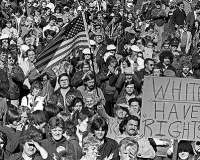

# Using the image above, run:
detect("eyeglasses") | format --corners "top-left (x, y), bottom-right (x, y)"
top-left (60, 78), bottom-right (68, 82)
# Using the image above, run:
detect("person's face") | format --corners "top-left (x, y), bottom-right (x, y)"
top-left (125, 84), bottom-right (135, 95)
top-left (95, 35), bottom-right (103, 44)
top-left (86, 79), bottom-right (95, 90)
top-left (49, 19), bottom-right (55, 26)
top-left (46, 35), bottom-right (53, 41)
top-left (116, 108), bottom-right (127, 119)
top-left (125, 74), bottom-right (132, 81)
top-left (6, 22), bottom-right (12, 28)
top-left (23, 141), bottom-right (37, 157)
top-left (97, 14), bottom-right (102, 20)
top-left (35, 10), bottom-right (40, 16)
top-left (28, 51), bottom-right (36, 63)
top-left (0, 52), bottom-right (7, 62)
top-left (94, 128), bottom-right (105, 141)
top-left (84, 53), bottom-right (91, 60)
top-left (85, 97), bottom-right (94, 108)
top-left (86, 145), bottom-right (98, 157)
top-left (25, 37), bottom-right (31, 45)
top-left (32, 88), bottom-right (41, 96)
top-left (129, 102), bottom-right (140, 116)
top-left (42, 2), bottom-right (47, 8)
top-left (125, 119), bottom-right (138, 136)
top-left (8, 54), bottom-right (15, 66)
top-left (179, 4), bottom-right (184, 10)
top-left (136, 40), bottom-right (142, 47)
top-left (147, 42), bottom-right (153, 49)
top-left (110, 61), bottom-right (117, 68)
top-left (178, 152), bottom-right (189, 160)
top-left (110, 50), bottom-right (116, 55)
top-left (163, 57), bottom-right (171, 65)
top-left (46, 9), bottom-right (51, 15)
top-left (145, 60), bottom-right (154, 72)
top-left (195, 142), bottom-right (200, 153)
top-left (74, 102), bottom-right (83, 112)
top-left (27, 1), bottom-right (32, 7)
top-left (0, 137), bottom-right (5, 148)
top-left (83, 64), bottom-right (90, 72)
top-left (182, 66), bottom-right (190, 73)
top-left (2, 39), bottom-right (8, 48)
top-left (128, 13), bottom-right (132, 20)
top-left (156, 4), bottom-right (161, 9)
top-left (51, 127), bottom-right (63, 141)
top-left (120, 144), bottom-right (138, 160)
top-left (59, 76), bottom-right (69, 89)
top-left (171, 46), bottom-right (177, 51)
top-left (122, 61), bottom-right (128, 68)
top-left (58, 22), bottom-right (64, 28)
top-left (78, 117), bottom-right (89, 132)
top-left (163, 44), bottom-right (170, 50)
top-left (95, 26), bottom-right (101, 33)
top-left (153, 68), bottom-right (161, 76)
top-left (15, 12), bottom-right (21, 17)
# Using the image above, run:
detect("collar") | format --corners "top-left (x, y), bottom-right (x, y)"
top-left (22, 152), bottom-right (33, 160)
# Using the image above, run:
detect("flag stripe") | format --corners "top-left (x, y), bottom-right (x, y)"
top-left (36, 35), bottom-right (87, 68)
top-left (45, 41), bottom-right (89, 70)
top-left (37, 32), bottom-right (86, 60)
top-left (36, 38), bottom-right (88, 70)
top-left (40, 42), bottom-right (88, 73)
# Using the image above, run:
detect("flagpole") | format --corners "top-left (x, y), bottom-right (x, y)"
top-left (81, 10), bottom-right (99, 97)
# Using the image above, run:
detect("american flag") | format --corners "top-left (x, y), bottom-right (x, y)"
top-left (35, 14), bottom-right (89, 73)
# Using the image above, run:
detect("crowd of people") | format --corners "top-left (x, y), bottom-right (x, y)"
top-left (1, 0), bottom-right (200, 159)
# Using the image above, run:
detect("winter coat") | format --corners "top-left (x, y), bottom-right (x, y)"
top-left (8, 65), bottom-right (25, 100)
top-left (41, 136), bottom-right (76, 160)
top-left (0, 69), bottom-right (9, 98)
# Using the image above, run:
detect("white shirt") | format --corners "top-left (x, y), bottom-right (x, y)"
top-left (21, 94), bottom-right (45, 111)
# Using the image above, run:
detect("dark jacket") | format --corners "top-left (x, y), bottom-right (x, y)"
top-left (49, 87), bottom-right (82, 113)
top-left (41, 136), bottom-right (76, 160)
top-left (171, 8), bottom-right (186, 26)
top-left (0, 69), bottom-right (9, 98)
top-left (8, 65), bottom-right (25, 100)
top-left (8, 152), bottom-right (43, 160)
top-left (98, 137), bottom-right (119, 160)
top-left (68, 136), bottom-right (82, 160)
top-left (0, 125), bottom-right (21, 159)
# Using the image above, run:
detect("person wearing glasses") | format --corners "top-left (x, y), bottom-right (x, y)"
top-left (49, 73), bottom-right (82, 113)
top-left (135, 58), bottom-right (155, 82)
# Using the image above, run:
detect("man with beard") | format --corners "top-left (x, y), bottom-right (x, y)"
top-left (77, 72), bottom-right (105, 106)
top-left (49, 73), bottom-right (82, 113)
top-left (117, 116), bottom-right (156, 159)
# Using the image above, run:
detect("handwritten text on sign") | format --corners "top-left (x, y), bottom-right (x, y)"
top-left (140, 77), bottom-right (200, 140)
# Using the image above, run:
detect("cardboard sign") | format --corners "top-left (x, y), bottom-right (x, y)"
top-left (140, 77), bottom-right (200, 141)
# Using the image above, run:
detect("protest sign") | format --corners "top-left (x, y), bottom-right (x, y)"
top-left (140, 77), bottom-right (200, 141)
